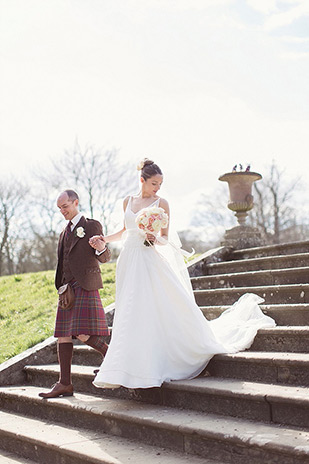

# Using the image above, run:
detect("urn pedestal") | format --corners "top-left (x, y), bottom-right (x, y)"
top-left (219, 171), bottom-right (263, 249)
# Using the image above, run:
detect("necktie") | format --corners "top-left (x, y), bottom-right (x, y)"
top-left (64, 221), bottom-right (73, 240)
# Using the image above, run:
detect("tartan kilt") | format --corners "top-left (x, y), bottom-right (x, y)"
top-left (54, 281), bottom-right (110, 337)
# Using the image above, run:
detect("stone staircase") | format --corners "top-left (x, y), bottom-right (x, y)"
top-left (0, 240), bottom-right (309, 463)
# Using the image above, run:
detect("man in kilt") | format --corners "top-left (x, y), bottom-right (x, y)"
top-left (39, 189), bottom-right (111, 398)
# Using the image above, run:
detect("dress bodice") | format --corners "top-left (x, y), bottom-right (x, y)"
top-left (124, 196), bottom-right (160, 230)
top-left (123, 196), bottom-right (161, 248)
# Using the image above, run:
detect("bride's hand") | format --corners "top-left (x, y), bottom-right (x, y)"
top-left (89, 235), bottom-right (99, 246)
top-left (145, 232), bottom-right (156, 241)
top-left (89, 235), bottom-right (106, 251)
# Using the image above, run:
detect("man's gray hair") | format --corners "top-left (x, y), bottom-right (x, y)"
top-left (64, 190), bottom-right (79, 201)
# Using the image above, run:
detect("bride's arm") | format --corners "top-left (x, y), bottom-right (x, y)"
top-left (105, 196), bottom-right (129, 242)
top-left (103, 227), bottom-right (126, 244)
top-left (145, 198), bottom-right (170, 245)
top-left (89, 197), bottom-right (128, 249)
top-left (89, 227), bottom-right (125, 250)
top-left (159, 198), bottom-right (169, 242)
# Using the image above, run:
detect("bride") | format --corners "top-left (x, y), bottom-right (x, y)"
top-left (89, 158), bottom-right (275, 389)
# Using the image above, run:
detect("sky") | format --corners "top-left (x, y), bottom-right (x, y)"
top-left (1, 0), bottom-right (309, 230)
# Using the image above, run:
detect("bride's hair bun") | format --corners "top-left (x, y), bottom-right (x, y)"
top-left (137, 157), bottom-right (162, 180)
top-left (137, 158), bottom-right (154, 171)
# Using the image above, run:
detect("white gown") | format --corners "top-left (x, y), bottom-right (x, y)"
top-left (93, 198), bottom-right (276, 389)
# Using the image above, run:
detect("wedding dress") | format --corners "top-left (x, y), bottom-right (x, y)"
top-left (93, 197), bottom-right (275, 389)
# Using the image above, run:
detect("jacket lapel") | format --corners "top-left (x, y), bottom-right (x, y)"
top-left (69, 216), bottom-right (87, 252)
top-left (58, 228), bottom-right (66, 258)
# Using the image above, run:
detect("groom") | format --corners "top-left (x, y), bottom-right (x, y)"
top-left (39, 189), bottom-right (111, 398)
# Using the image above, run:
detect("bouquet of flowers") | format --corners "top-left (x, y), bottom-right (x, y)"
top-left (135, 206), bottom-right (169, 246)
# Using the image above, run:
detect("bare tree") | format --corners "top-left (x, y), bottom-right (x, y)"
top-left (249, 161), bottom-right (301, 244)
top-left (11, 179), bottom-right (65, 273)
top-left (0, 142), bottom-right (136, 275)
top-left (0, 178), bottom-right (29, 275)
top-left (190, 184), bottom-right (236, 247)
top-left (15, 233), bottom-right (59, 274)
top-left (35, 140), bottom-right (136, 234)
top-left (13, 140), bottom-right (135, 273)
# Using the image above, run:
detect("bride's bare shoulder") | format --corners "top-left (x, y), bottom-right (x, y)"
top-left (158, 197), bottom-right (169, 211)
top-left (123, 196), bottom-right (130, 210)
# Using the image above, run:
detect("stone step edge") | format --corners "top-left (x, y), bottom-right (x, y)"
top-left (207, 252), bottom-right (309, 267)
top-left (231, 240), bottom-right (309, 257)
top-left (194, 283), bottom-right (309, 294)
top-left (211, 351), bottom-right (309, 364)
top-left (1, 386), bottom-right (309, 461)
top-left (200, 305), bottom-right (309, 323)
top-left (22, 365), bottom-right (309, 405)
top-left (162, 376), bottom-right (309, 405)
top-left (201, 304), bottom-right (309, 310)
top-left (191, 266), bottom-right (309, 282)
top-left (0, 409), bottom-right (209, 464)
top-left (0, 419), bottom-right (115, 464)
top-left (252, 326), bottom-right (309, 335)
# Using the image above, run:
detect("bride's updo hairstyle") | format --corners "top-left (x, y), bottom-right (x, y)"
top-left (137, 158), bottom-right (162, 180)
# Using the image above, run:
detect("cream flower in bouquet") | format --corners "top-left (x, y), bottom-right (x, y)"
top-left (135, 206), bottom-right (169, 246)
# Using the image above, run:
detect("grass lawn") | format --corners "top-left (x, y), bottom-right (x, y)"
top-left (0, 263), bottom-right (116, 363)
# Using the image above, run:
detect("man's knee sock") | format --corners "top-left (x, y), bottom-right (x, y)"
top-left (58, 342), bottom-right (73, 386)
top-left (84, 335), bottom-right (108, 357)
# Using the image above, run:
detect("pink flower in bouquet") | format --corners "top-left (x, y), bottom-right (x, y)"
top-left (135, 206), bottom-right (169, 246)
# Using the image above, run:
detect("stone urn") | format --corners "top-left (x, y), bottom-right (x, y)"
top-left (219, 171), bottom-right (262, 225)
top-left (218, 170), bottom-right (263, 249)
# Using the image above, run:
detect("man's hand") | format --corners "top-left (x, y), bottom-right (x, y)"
top-left (89, 235), bottom-right (106, 252)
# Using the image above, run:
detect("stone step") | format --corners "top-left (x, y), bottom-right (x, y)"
top-left (0, 408), bottom-right (211, 464)
top-left (206, 253), bottom-right (309, 274)
top-left (0, 450), bottom-right (37, 464)
top-left (1, 386), bottom-right (309, 464)
top-left (207, 351), bottom-right (309, 387)
top-left (250, 327), bottom-right (309, 352)
top-left (230, 241), bottom-right (309, 260)
top-left (74, 326), bottom-right (309, 360)
top-left (191, 267), bottom-right (309, 289)
top-left (22, 363), bottom-right (309, 428)
top-left (201, 304), bottom-right (309, 326)
top-left (135, 377), bottom-right (309, 429)
top-left (71, 345), bottom-right (103, 367)
top-left (194, 284), bottom-right (309, 305)
top-left (24, 364), bottom-right (101, 395)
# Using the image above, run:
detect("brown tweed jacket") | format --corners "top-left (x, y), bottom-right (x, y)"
top-left (55, 216), bottom-right (111, 291)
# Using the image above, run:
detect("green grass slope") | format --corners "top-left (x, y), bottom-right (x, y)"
top-left (0, 263), bottom-right (116, 363)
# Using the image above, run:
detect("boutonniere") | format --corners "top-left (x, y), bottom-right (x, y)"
top-left (75, 226), bottom-right (86, 238)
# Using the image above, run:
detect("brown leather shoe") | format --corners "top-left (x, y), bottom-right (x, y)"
top-left (39, 382), bottom-right (73, 398)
